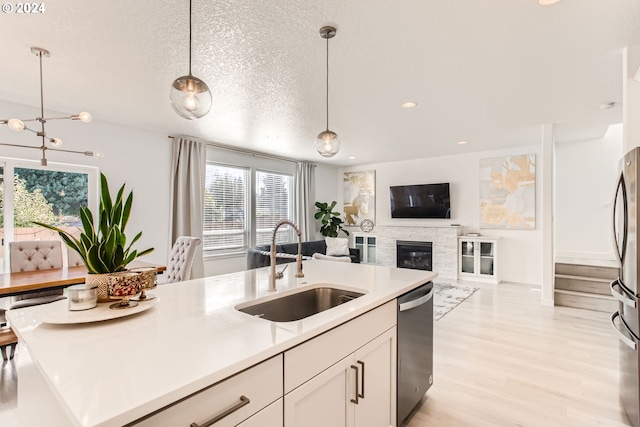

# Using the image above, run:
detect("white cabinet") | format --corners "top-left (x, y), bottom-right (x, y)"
top-left (134, 355), bottom-right (283, 427)
top-left (238, 399), bottom-right (283, 427)
top-left (284, 328), bottom-right (396, 427)
top-left (353, 329), bottom-right (396, 427)
top-left (284, 301), bottom-right (397, 427)
top-left (353, 233), bottom-right (377, 264)
top-left (458, 237), bottom-right (500, 283)
top-left (284, 353), bottom-right (353, 427)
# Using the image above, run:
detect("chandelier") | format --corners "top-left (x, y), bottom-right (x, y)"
top-left (0, 47), bottom-right (101, 166)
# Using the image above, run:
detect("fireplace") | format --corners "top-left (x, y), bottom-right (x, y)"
top-left (396, 240), bottom-right (433, 271)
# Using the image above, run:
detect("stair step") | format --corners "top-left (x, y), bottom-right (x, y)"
top-left (555, 263), bottom-right (619, 280)
top-left (554, 289), bottom-right (618, 313)
top-left (554, 275), bottom-right (612, 295)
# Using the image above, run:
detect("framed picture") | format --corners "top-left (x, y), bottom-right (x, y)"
top-left (479, 154), bottom-right (535, 229)
top-left (343, 170), bottom-right (375, 226)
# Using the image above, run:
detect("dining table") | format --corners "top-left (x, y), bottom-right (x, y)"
top-left (0, 261), bottom-right (166, 298)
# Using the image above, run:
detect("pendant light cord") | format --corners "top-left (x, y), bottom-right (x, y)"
top-left (325, 34), bottom-right (329, 131)
top-left (188, 0), bottom-right (192, 76)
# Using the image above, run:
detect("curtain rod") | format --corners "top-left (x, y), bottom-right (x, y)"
top-left (168, 135), bottom-right (315, 166)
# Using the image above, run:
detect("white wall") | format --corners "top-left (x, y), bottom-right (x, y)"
top-left (339, 144), bottom-right (544, 286)
top-left (554, 124), bottom-right (623, 265)
top-left (0, 99), bottom-right (172, 267)
top-left (624, 45), bottom-right (640, 154)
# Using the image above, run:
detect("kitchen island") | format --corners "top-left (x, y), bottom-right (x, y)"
top-left (8, 260), bottom-right (436, 427)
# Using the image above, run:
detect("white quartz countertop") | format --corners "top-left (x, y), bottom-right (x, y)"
top-left (7, 261), bottom-right (437, 427)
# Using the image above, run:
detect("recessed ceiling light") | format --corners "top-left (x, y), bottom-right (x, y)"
top-left (539, 0), bottom-right (561, 5)
top-left (457, 140), bottom-right (468, 145)
top-left (348, 156), bottom-right (356, 160)
top-left (401, 102), bottom-right (417, 108)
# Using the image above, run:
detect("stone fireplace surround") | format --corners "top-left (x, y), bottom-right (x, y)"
top-left (369, 225), bottom-right (461, 279)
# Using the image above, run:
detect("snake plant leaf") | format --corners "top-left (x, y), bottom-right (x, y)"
top-left (99, 173), bottom-right (113, 214)
top-left (113, 245), bottom-right (125, 271)
top-left (79, 207), bottom-right (95, 241)
top-left (86, 244), bottom-right (103, 274)
top-left (136, 248), bottom-right (154, 258)
top-left (112, 198), bottom-right (123, 229)
top-left (123, 249), bottom-right (137, 266)
top-left (121, 192), bottom-right (132, 232)
top-left (104, 227), bottom-right (116, 263)
top-left (126, 231), bottom-right (142, 251)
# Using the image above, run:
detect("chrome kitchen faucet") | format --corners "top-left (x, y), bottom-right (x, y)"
top-left (269, 220), bottom-right (304, 292)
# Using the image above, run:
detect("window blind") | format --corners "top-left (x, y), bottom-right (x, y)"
top-left (203, 164), bottom-right (249, 252)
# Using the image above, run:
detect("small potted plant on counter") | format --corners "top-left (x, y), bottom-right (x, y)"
top-left (34, 173), bottom-right (154, 302)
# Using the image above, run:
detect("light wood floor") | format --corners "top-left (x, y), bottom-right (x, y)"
top-left (0, 281), bottom-right (631, 427)
top-left (405, 280), bottom-right (630, 427)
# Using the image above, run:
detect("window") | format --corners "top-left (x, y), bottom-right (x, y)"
top-left (0, 159), bottom-right (98, 273)
top-left (256, 171), bottom-right (293, 246)
top-left (203, 164), bottom-right (249, 252)
top-left (203, 159), bottom-right (294, 255)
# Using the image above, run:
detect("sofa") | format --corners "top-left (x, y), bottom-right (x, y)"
top-left (247, 240), bottom-right (360, 270)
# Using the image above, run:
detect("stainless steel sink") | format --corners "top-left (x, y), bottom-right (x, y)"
top-left (236, 287), bottom-right (365, 322)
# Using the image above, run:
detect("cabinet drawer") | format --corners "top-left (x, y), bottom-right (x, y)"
top-left (238, 398), bottom-right (283, 426)
top-left (133, 355), bottom-right (282, 427)
top-left (284, 300), bottom-right (396, 393)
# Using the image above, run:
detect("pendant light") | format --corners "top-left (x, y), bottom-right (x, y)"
top-left (315, 26), bottom-right (341, 158)
top-left (170, 0), bottom-right (212, 119)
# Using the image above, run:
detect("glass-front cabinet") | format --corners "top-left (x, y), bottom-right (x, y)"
top-left (458, 236), bottom-right (500, 283)
top-left (353, 232), bottom-right (376, 264)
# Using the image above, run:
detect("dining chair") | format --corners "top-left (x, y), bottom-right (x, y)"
top-left (66, 246), bottom-right (85, 267)
top-left (9, 240), bottom-right (67, 309)
top-left (166, 236), bottom-right (202, 283)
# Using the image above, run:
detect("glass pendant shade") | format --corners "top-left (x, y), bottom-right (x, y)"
top-left (315, 130), bottom-right (341, 158)
top-left (170, 74), bottom-right (212, 120)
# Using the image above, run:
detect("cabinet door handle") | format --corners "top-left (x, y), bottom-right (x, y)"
top-left (357, 360), bottom-right (365, 399)
top-left (190, 395), bottom-right (250, 427)
top-left (350, 365), bottom-right (359, 404)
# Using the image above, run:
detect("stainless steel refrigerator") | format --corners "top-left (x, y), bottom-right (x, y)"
top-left (612, 147), bottom-right (640, 427)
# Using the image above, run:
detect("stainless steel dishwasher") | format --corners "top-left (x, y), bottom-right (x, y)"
top-left (397, 281), bottom-right (434, 425)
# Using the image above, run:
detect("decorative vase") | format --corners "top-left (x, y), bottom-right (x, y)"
top-left (129, 267), bottom-right (157, 300)
top-left (107, 272), bottom-right (142, 299)
top-left (85, 273), bottom-right (112, 303)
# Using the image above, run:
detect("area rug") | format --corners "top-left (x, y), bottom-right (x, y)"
top-left (433, 282), bottom-right (479, 321)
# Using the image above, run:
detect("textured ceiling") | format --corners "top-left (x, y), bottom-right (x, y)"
top-left (0, 0), bottom-right (639, 165)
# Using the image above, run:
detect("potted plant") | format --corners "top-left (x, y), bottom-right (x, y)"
top-left (34, 173), bottom-right (153, 302)
top-left (314, 201), bottom-right (349, 237)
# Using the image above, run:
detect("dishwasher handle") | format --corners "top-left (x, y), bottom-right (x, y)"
top-left (399, 288), bottom-right (433, 312)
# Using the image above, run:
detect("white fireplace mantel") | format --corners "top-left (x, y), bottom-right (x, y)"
top-left (365, 225), bottom-right (461, 279)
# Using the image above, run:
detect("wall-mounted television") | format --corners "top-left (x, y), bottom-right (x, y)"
top-left (390, 183), bottom-right (451, 219)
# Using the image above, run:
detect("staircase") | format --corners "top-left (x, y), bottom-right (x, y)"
top-left (554, 263), bottom-right (619, 312)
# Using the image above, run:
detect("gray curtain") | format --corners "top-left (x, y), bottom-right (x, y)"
top-left (295, 162), bottom-right (316, 241)
top-left (169, 136), bottom-right (206, 279)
